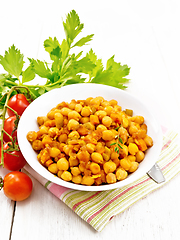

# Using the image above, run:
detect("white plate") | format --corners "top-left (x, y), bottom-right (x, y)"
top-left (17, 83), bottom-right (162, 191)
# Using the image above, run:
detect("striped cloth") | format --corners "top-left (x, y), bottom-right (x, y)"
top-left (24, 128), bottom-right (180, 231)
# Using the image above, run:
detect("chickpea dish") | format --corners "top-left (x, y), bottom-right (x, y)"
top-left (27, 96), bottom-right (153, 186)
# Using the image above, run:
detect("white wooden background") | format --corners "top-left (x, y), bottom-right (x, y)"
top-left (1, 0), bottom-right (180, 239)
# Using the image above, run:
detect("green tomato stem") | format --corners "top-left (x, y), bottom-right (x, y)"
top-left (0, 86), bottom-right (30, 167)
top-left (1, 129), bottom-right (14, 143)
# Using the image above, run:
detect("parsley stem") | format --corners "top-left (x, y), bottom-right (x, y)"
top-left (4, 80), bottom-right (18, 86)
top-left (17, 77), bottom-right (21, 85)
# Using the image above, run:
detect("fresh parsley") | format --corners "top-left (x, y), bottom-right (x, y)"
top-left (0, 10), bottom-right (130, 110)
top-left (110, 136), bottom-right (124, 154)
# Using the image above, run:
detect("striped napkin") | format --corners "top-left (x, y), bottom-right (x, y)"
top-left (24, 127), bottom-right (180, 231)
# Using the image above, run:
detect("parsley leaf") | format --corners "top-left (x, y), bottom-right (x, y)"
top-left (90, 55), bottom-right (130, 89)
top-left (30, 59), bottom-right (52, 79)
top-left (86, 49), bottom-right (103, 80)
top-left (63, 10), bottom-right (84, 45)
top-left (0, 45), bottom-right (24, 78)
top-left (44, 37), bottom-right (60, 55)
top-left (22, 65), bottom-right (35, 83)
top-left (72, 34), bottom-right (94, 48)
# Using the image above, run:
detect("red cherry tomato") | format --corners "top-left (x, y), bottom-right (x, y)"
top-left (0, 142), bottom-right (27, 171)
top-left (3, 171), bottom-right (33, 201)
top-left (3, 116), bottom-right (17, 142)
top-left (7, 94), bottom-right (29, 117)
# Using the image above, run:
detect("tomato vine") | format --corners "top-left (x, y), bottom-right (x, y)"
top-left (0, 86), bottom-right (31, 167)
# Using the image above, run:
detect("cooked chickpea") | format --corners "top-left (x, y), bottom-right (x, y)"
top-left (75, 104), bottom-right (83, 112)
top-left (57, 170), bottom-right (63, 178)
top-left (120, 158), bottom-right (132, 171)
top-left (90, 162), bottom-right (100, 174)
top-left (129, 124), bottom-right (139, 135)
top-left (72, 175), bottom-right (82, 184)
top-left (26, 131), bottom-right (37, 142)
top-left (122, 117), bottom-right (129, 128)
top-left (47, 110), bottom-right (55, 119)
top-left (103, 161), bottom-right (116, 174)
top-left (48, 163), bottom-right (58, 174)
top-left (81, 176), bottom-right (94, 186)
top-left (110, 151), bottom-right (119, 160)
top-left (60, 107), bottom-right (72, 116)
top-left (86, 143), bottom-right (96, 153)
top-left (32, 140), bottom-right (43, 151)
top-left (79, 163), bottom-right (85, 172)
top-left (61, 171), bottom-right (72, 181)
top-left (104, 106), bottom-right (113, 115)
top-left (71, 167), bottom-right (81, 176)
top-left (80, 117), bottom-right (90, 124)
top-left (127, 137), bottom-right (134, 145)
top-left (116, 168), bottom-right (128, 180)
top-left (44, 119), bottom-right (56, 127)
top-left (57, 157), bottom-right (69, 171)
top-left (37, 116), bottom-right (48, 126)
top-left (68, 131), bottom-right (80, 139)
top-left (68, 100), bottom-right (76, 110)
top-left (39, 125), bottom-right (49, 135)
top-left (58, 133), bottom-right (68, 143)
top-left (120, 145), bottom-right (129, 158)
top-left (109, 99), bottom-right (118, 106)
top-left (102, 116), bottom-right (112, 127)
top-left (141, 124), bottom-right (147, 133)
top-left (106, 173), bottom-right (116, 184)
top-left (77, 150), bottom-right (90, 162)
top-left (114, 105), bottom-right (122, 112)
top-left (129, 162), bottom-right (139, 172)
top-left (67, 119), bottom-right (79, 131)
top-left (144, 135), bottom-right (153, 147)
top-left (128, 143), bottom-right (139, 155)
top-left (96, 124), bottom-right (107, 132)
top-left (63, 145), bottom-right (73, 155)
top-left (90, 97), bottom-right (102, 106)
top-left (105, 140), bottom-right (115, 148)
top-left (68, 110), bottom-right (81, 121)
top-left (136, 150), bottom-right (145, 162)
top-left (95, 142), bottom-right (105, 154)
top-left (102, 130), bottom-right (114, 141)
top-left (49, 147), bottom-right (61, 158)
top-left (95, 110), bottom-right (107, 120)
top-left (101, 100), bottom-right (110, 107)
top-left (127, 155), bottom-right (136, 162)
top-left (81, 106), bottom-right (91, 117)
top-left (91, 152), bottom-right (104, 164)
top-left (131, 116), bottom-right (144, 124)
top-left (54, 112), bottom-right (64, 128)
top-left (48, 127), bottom-right (59, 138)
